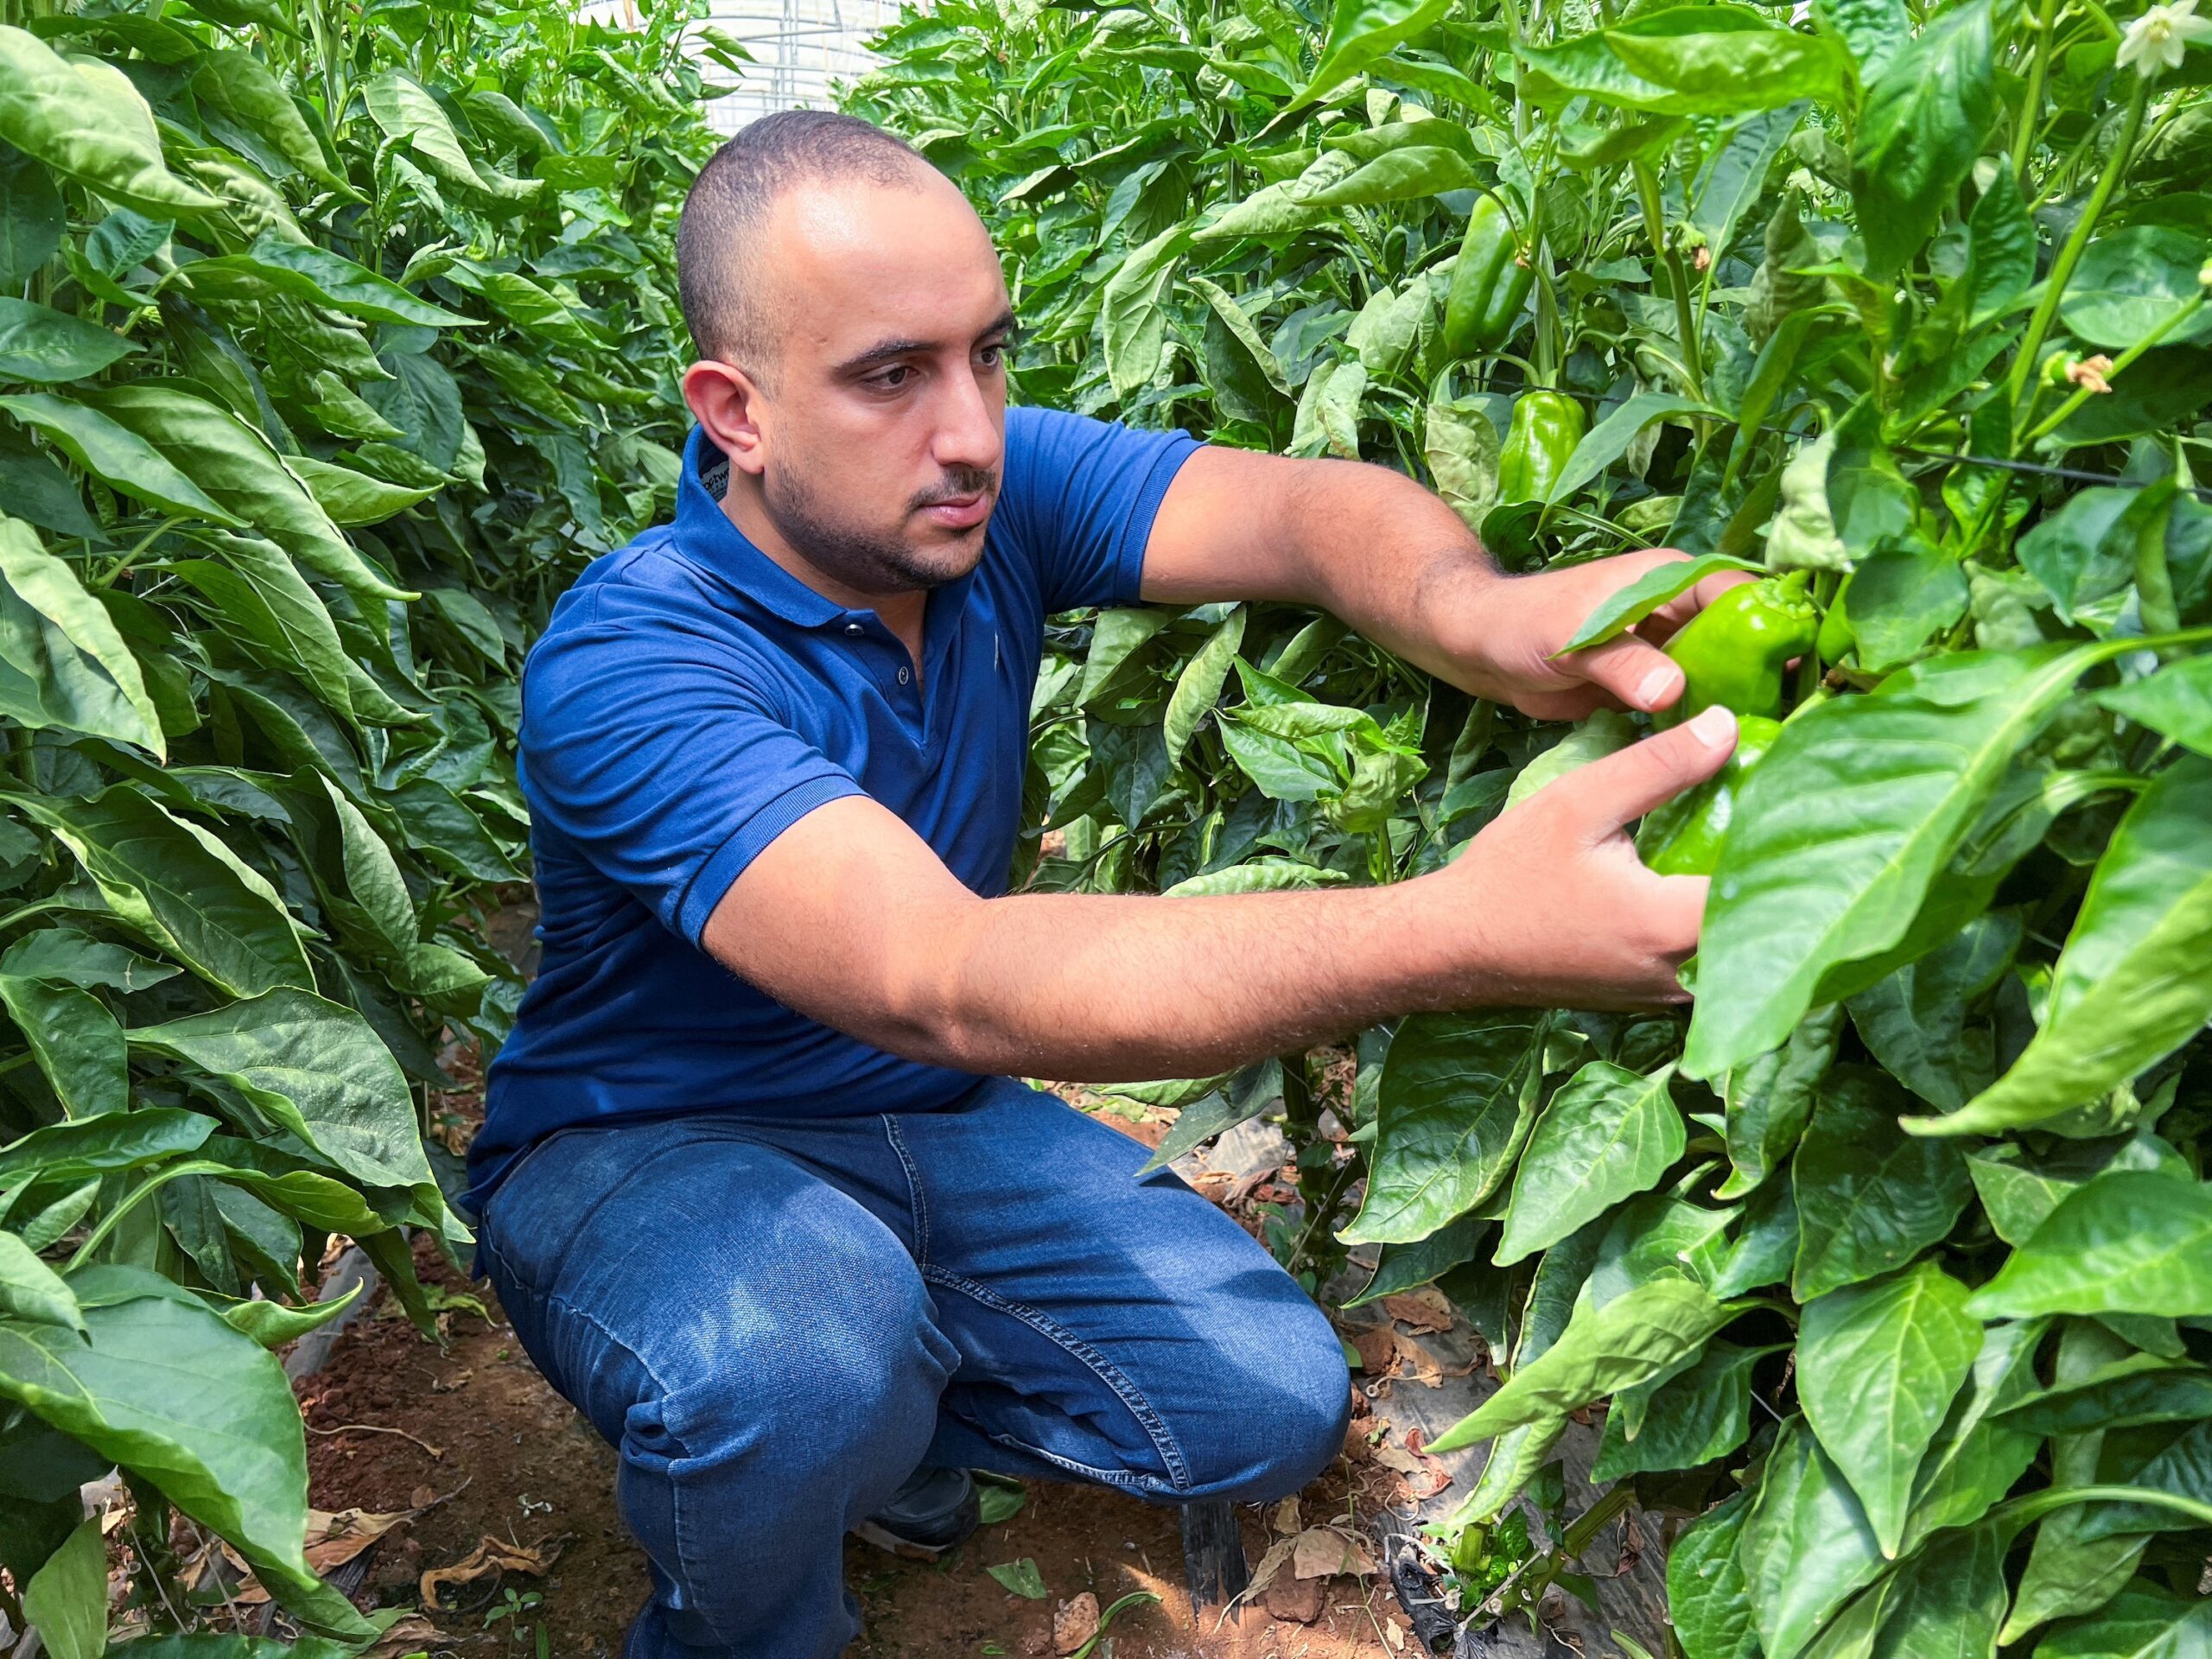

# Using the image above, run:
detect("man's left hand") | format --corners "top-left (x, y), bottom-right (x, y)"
top-left (1445, 548), bottom-right (1754, 721)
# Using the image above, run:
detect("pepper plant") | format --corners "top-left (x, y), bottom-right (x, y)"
top-left (0, 0), bottom-right (717, 1645)
top-left (852, 0), bottom-right (2212, 1652)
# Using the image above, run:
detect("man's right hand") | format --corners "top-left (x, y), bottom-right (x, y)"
top-left (1433, 704), bottom-right (1739, 1010)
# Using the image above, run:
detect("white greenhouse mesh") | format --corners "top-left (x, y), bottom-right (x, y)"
top-left (692, 0), bottom-right (909, 130)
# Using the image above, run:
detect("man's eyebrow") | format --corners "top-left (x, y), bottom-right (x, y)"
top-left (835, 312), bottom-right (1018, 376)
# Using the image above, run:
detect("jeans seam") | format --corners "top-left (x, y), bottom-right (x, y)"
top-left (882, 1115), bottom-right (930, 1268)
top-left (918, 1262), bottom-right (1192, 1493)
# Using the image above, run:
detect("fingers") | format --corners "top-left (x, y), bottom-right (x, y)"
top-left (1563, 632), bottom-right (1687, 715)
top-left (1555, 705), bottom-right (1738, 831)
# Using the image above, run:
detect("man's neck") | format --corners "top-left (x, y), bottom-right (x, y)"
top-left (721, 480), bottom-right (928, 672)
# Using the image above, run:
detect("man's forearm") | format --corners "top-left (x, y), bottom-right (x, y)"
top-left (1273, 458), bottom-right (1507, 690)
top-left (886, 877), bottom-right (1468, 1080)
top-left (1146, 446), bottom-right (1508, 693)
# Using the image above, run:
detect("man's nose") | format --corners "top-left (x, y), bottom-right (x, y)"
top-left (932, 362), bottom-right (1002, 476)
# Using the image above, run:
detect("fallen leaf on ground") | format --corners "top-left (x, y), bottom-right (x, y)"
top-left (224, 1506), bottom-right (419, 1604)
top-left (1054, 1591), bottom-right (1100, 1653)
top-left (1292, 1526), bottom-right (1378, 1580)
top-left (420, 1535), bottom-right (565, 1611)
top-left (1242, 1534), bottom-right (1299, 1602)
top-left (1384, 1615), bottom-right (1408, 1651)
top-left (1381, 1287), bottom-right (1454, 1334)
top-left (988, 1558), bottom-right (1050, 1600)
top-left (1270, 1496), bottom-right (1302, 1535)
top-left (370, 1615), bottom-right (442, 1656)
top-left (1351, 1327), bottom-right (1398, 1376)
top-left (1371, 1438), bottom-right (1452, 1498)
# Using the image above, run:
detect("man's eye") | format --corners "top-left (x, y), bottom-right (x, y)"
top-left (872, 365), bottom-right (912, 390)
top-left (978, 343), bottom-right (1004, 367)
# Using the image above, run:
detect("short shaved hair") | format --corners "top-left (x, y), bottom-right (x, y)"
top-left (676, 110), bottom-right (933, 372)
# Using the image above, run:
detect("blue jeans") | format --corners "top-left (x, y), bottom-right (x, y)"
top-left (474, 1077), bottom-right (1351, 1659)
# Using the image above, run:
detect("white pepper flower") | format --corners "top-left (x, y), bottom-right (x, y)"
top-left (2118, 0), bottom-right (2212, 76)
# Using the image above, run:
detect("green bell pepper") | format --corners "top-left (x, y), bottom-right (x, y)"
top-left (1444, 192), bottom-right (1534, 358)
top-left (1497, 391), bottom-right (1584, 505)
top-left (1656, 571), bottom-right (1818, 726)
top-left (1637, 714), bottom-right (1783, 876)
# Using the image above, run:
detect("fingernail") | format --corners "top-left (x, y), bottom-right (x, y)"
top-left (1639, 663), bottom-right (1682, 707)
top-left (1689, 704), bottom-right (1738, 747)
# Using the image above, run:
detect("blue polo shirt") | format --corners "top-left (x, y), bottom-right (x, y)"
top-left (465, 408), bottom-right (1200, 1213)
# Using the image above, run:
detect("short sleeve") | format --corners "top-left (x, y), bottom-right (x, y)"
top-left (518, 589), bottom-right (864, 946)
top-left (995, 407), bottom-right (1201, 613)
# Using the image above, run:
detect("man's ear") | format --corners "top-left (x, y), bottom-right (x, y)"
top-left (682, 359), bottom-right (770, 478)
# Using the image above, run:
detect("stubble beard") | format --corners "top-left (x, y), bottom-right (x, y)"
top-left (760, 461), bottom-right (997, 594)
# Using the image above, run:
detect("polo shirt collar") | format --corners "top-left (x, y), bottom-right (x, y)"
top-left (675, 427), bottom-right (844, 628)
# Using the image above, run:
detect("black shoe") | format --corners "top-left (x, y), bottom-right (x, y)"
top-left (853, 1466), bottom-right (980, 1559)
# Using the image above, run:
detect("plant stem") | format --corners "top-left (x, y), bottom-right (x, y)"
top-left (2006, 73), bottom-right (2149, 426)
top-left (2012, 0), bottom-right (2063, 179)
top-left (2024, 295), bottom-right (2206, 443)
top-left (1634, 161), bottom-right (1703, 401)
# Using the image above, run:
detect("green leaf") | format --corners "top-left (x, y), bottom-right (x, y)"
top-left (2032, 1582), bottom-right (2212, 1659)
top-left (1425, 397), bottom-right (1503, 530)
top-left (1159, 856), bottom-right (1350, 897)
top-left (1346, 1212), bottom-right (1489, 1306)
top-left (0, 298), bottom-right (134, 381)
top-left (1102, 225), bottom-right (1186, 399)
top-left (1522, 8), bottom-right (1843, 115)
top-left (1292, 143), bottom-right (1479, 205)
top-left (3, 787), bottom-right (311, 996)
top-left (0, 1231), bottom-right (80, 1332)
top-left (0, 28), bottom-right (219, 218)
top-left (1427, 1278), bottom-right (1732, 1451)
top-left (190, 49), bottom-right (349, 194)
top-left (173, 533), bottom-right (355, 720)
top-left (2062, 228), bottom-right (2212, 352)
top-left (986, 1557), bottom-right (1049, 1599)
top-left (217, 1280), bottom-right (361, 1349)
top-left (361, 72), bottom-right (538, 201)
top-left (0, 392), bottom-right (240, 524)
top-left (1503, 709), bottom-right (1637, 812)
top-left (1545, 392), bottom-right (1711, 506)
top-left (1161, 606), bottom-right (1245, 766)
top-left (1967, 1171), bottom-right (2212, 1320)
top-left (184, 236), bottom-right (473, 329)
top-left (1927, 758), bottom-right (2212, 1136)
top-left (1790, 1070), bottom-right (1971, 1301)
top-left (1555, 552), bottom-right (1762, 655)
top-left (1341, 1010), bottom-right (1549, 1245)
top-left (1591, 1338), bottom-right (1765, 1479)
top-left (0, 142), bottom-right (62, 289)
top-left (1999, 1353), bottom-right (2212, 1435)
top-left (1496, 1062), bottom-right (1684, 1264)
top-left (0, 1108), bottom-right (216, 1185)
top-left (1717, 1004), bottom-right (1842, 1199)
top-left (1898, 1317), bottom-right (2045, 1554)
top-left (129, 987), bottom-right (441, 1198)
top-left (0, 515), bottom-right (164, 754)
top-left (1848, 0), bottom-right (1994, 277)
top-left (1669, 1491), bottom-right (1758, 1659)
top-left (1743, 1417), bottom-right (1885, 1659)
top-left (1844, 911), bottom-right (2017, 1113)
top-left (1797, 1262), bottom-right (1982, 1556)
top-left (1684, 642), bottom-right (2120, 1080)
top-left (76, 385), bottom-right (412, 606)
top-left (283, 455), bottom-right (440, 528)
top-left (0, 1268), bottom-right (372, 1638)
top-left (0, 974), bottom-right (124, 1120)
top-left (2098, 654), bottom-right (2212, 757)
top-left (1298, 0), bottom-right (1452, 106)
top-left (1812, 0), bottom-right (1908, 81)
top-left (22, 1516), bottom-right (105, 1659)
top-left (2075, 1421), bottom-right (2212, 1540)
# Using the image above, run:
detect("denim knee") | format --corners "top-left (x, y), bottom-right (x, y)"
top-left (1179, 1294), bottom-right (1351, 1500)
